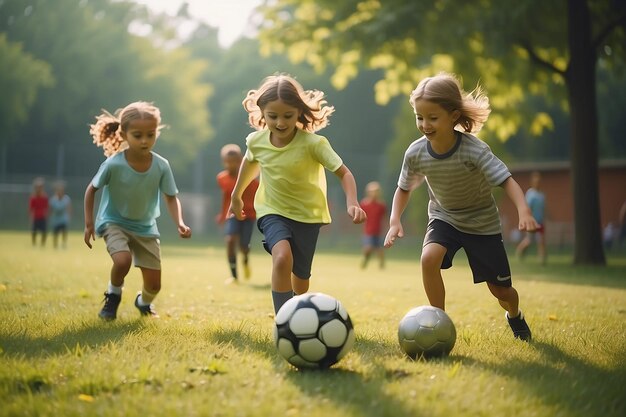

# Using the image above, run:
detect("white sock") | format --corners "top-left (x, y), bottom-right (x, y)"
top-left (138, 289), bottom-right (157, 306)
top-left (107, 282), bottom-right (123, 295)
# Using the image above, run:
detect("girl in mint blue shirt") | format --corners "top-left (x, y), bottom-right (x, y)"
top-left (84, 102), bottom-right (191, 320)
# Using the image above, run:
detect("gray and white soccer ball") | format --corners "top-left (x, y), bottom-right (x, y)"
top-left (398, 305), bottom-right (456, 359)
top-left (273, 292), bottom-right (355, 369)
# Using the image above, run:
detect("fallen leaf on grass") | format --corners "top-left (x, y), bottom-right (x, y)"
top-left (548, 314), bottom-right (558, 321)
top-left (78, 394), bottom-right (94, 402)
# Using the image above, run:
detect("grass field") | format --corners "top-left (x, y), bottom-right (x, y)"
top-left (1, 231), bottom-right (625, 417)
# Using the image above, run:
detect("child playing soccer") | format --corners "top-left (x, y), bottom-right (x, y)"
top-left (384, 72), bottom-right (536, 341)
top-left (360, 181), bottom-right (387, 269)
top-left (229, 74), bottom-right (367, 314)
top-left (29, 177), bottom-right (48, 247)
top-left (84, 101), bottom-right (191, 320)
top-left (216, 144), bottom-right (259, 284)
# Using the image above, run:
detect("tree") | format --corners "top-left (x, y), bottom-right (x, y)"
top-left (0, 0), bottom-right (212, 183)
top-left (0, 34), bottom-right (53, 143)
top-left (258, 0), bottom-right (626, 265)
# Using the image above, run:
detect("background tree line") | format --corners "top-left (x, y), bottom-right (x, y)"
top-left (0, 0), bottom-right (624, 264)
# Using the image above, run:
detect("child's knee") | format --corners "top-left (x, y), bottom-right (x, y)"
top-left (112, 251), bottom-right (132, 269)
top-left (421, 248), bottom-right (444, 271)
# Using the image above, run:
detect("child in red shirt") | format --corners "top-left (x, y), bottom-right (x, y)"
top-left (29, 177), bottom-right (49, 247)
top-left (216, 144), bottom-right (259, 283)
top-left (360, 181), bottom-right (387, 269)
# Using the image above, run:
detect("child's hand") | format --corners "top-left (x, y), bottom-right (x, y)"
top-left (178, 224), bottom-right (192, 238)
top-left (348, 205), bottom-right (367, 224)
top-left (384, 224), bottom-right (404, 248)
top-left (518, 212), bottom-right (539, 232)
top-left (84, 225), bottom-right (95, 249)
top-left (215, 213), bottom-right (224, 224)
top-left (178, 223), bottom-right (191, 239)
top-left (229, 197), bottom-right (246, 220)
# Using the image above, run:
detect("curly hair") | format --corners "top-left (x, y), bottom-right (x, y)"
top-left (409, 72), bottom-right (491, 133)
top-left (242, 74), bottom-right (334, 133)
top-left (89, 101), bottom-right (163, 157)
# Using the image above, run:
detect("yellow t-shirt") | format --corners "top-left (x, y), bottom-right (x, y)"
top-left (245, 129), bottom-right (343, 224)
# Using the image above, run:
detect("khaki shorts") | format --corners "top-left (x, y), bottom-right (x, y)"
top-left (102, 225), bottom-right (161, 270)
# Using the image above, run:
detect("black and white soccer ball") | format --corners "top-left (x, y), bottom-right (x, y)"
top-left (273, 293), bottom-right (355, 369)
top-left (398, 306), bottom-right (456, 359)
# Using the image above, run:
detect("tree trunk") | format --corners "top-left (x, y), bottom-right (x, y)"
top-left (566, 0), bottom-right (606, 265)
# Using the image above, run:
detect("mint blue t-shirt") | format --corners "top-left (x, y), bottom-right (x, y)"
top-left (92, 151), bottom-right (178, 237)
top-left (525, 188), bottom-right (545, 224)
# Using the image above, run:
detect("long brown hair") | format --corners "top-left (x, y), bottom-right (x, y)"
top-left (89, 101), bottom-right (163, 157)
top-left (242, 74), bottom-right (334, 133)
top-left (409, 72), bottom-right (490, 133)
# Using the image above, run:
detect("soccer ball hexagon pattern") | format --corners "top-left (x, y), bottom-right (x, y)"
top-left (274, 293), bottom-right (355, 369)
top-left (398, 305), bottom-right (456, 359)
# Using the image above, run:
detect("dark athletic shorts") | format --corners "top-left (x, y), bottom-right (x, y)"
top-left (257, 214), bottom-right (322, 280)
top-left (423, 219), bottom-right (512, 287)
top-left (32, 218), bottom-right (46, 232)
top-left (224, 217), bottom-right (255, 248)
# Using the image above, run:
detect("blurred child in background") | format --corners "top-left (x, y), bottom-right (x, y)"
top-left (360, 181), bottom-right (386, 269)
top-left (49, 181), bottom-right (71, 249)
top-left (216, 144), bottom-right (259, 284)
top-left (515, 171), bottom-right (547, 264)
top-left (29, 177), bottom-right (48, 247)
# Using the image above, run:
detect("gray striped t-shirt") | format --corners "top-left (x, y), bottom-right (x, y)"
top-left (397, 131), bottom-right (511, 235)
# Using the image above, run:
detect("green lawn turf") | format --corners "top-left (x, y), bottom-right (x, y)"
top-left (0, 231), bottom-right (625, 417)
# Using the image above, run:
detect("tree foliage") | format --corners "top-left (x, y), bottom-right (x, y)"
top-left (0, 33), bottom-right (53, 142)
top-left (258, 0), bottom-right (626, 264)
top-left (0, 0), bottom-right (212, 182)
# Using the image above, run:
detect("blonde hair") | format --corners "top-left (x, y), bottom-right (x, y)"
top-left (409, 72), bottom-right (490, 133)
top-left (220, 143), bottom-right (242, 159)
top-left (89, 101), bottom-right (163, 157)
top-left (242, 74), bottom-right (334, 133)
top-left (365, 181), bottom-right (381, 193)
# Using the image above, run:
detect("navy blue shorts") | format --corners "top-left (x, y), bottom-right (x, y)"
top-left (257, 214), bottom-right (322, 279)
top-left (362, 235), bottom-right (382, 248)
top-left (423, 219), bottom-right (512, 287)
top-left (32, 218), bottom-right (46, 232)
top-left (224, 217), bottom-right (255, 248)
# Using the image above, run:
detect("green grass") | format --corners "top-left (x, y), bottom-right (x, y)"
top-left (1, 231), bottom-right (625, 417)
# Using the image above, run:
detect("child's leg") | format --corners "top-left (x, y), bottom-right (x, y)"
top-left (225, 233), bottom-right (238, 279)
top-left (361, 244), bottom-right (373, 268)
top-left (516, 234), bottom-right (531, 259)
top-left (271, 239), bottom-right (294, 313)
top-left (138, 267), bottom-right (161, 304)
top-left (377, 247), bottom-right (385, 269)
top-left (292, 274), bottom-right (309, 295)
top-left (486, 283), bottom-right (519, 318)
top-left (420, 243), bottom-right (447, 310)
top-left (110, 251), bottom-right (132, 287)
top-left (537, 232), bottom-right (547, 264)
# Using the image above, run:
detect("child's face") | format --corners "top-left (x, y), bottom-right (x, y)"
top-left (223, 154), bottom-right (241, 175)
top-left (366, 187), bottom-right (380, 199)
top-left (262, 99), bottom-right (301, 142)
top-left (413, 99), bottom-right (460, 142)
top-left (121, 118), bottom-right (158, 156)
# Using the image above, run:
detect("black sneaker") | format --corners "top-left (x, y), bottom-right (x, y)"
top-left (506, 311), bottom-right (532, 341)
top-left (99, 292), bottom-right (121, 321)
top-left (134, 292), bottom-right (159, 318)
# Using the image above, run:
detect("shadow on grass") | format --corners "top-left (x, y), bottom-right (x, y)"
top-left (469, 340), bottom-right (626, 416)
top-left (245, 282), bottom-right (272, 291)
top-left (209, 323), bottom-right (427, 417)
top-left (0, 319), bottom-right (144, 358)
